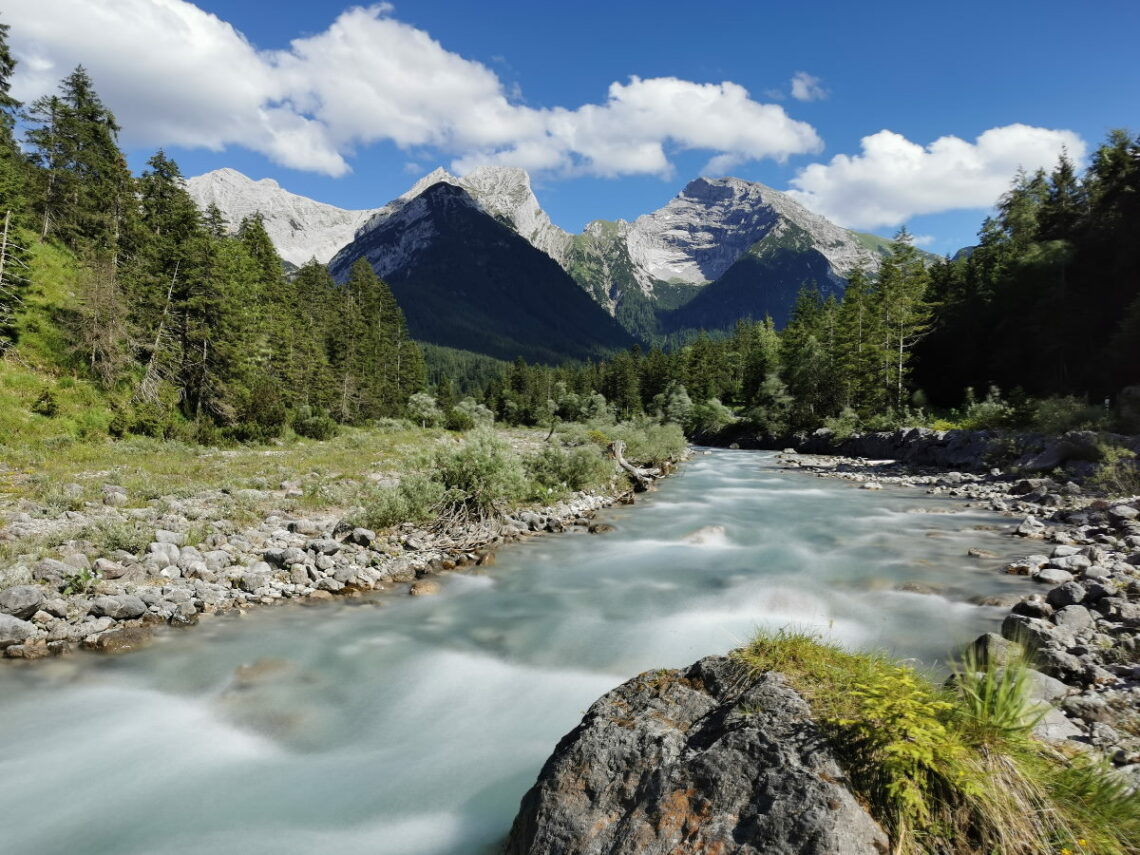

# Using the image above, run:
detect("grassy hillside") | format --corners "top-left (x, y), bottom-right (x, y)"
top-left (0, 237), bottom-right (118, 447)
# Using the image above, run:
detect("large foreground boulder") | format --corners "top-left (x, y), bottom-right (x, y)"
top-left (505, 656), bottom-right (887, 855)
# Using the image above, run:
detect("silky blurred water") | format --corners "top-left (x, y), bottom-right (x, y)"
top-left (0, 450), bottom-right (1032, 855)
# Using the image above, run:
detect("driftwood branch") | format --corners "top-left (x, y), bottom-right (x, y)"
top-left (608, 440), bottom-right (660, 492)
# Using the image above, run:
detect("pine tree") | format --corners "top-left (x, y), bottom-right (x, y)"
top-left (26, 67), bottom-right (136, 257)
top-left (834, 268), bottom-right (879, 410)
top-left (0, 17), bottom-right (28, 351)
top-left (0, 16), bottom-right (25, 217)
top-left (1038, 151), bottom-right (1085, 240)
top-left (874, 229), bottom-right (933, 411)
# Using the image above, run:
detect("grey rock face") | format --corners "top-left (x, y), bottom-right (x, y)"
top-left (505, 656), bottom-right (887, 855)
top-left (0, 585), bottom-right (45, 620)
top-left (0, 614), bottom-right (37, 648)
top-left (90, 596), bottom-right (148, 620)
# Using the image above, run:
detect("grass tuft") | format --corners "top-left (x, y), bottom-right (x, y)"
top-left (735, 629), bottom-right (1140, 855)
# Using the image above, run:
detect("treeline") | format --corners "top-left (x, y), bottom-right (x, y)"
top-left (919, 135), bottom-right (1140, 402)
top-left (0, 26), bottom-right (424, 442)
top-left (456, 133), bottom-right (1139, 438)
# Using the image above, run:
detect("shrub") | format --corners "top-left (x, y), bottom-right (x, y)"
top-left (1088, 443), bottom-right (1140, 496)
top-left (83, 520), bottom-right (151, 555)
top-left (292, 406), bottom-right (339, 441)
top-left (688, 397), bottom-right (736, 436)
top-left (357, 473), bottom-right (446, 530)
top-left (407, 392), bottom-right (443, 428)
top-left (31, 389), bottom-right (58, 417)
top-left (446, 397), bottom-right (494, 432)
top-left (959, 385), bottom-right (1015, 430)
top-left (822, 407), bottom-right (861, 440)
top-left (445, 407), bottom-right (475, 432)
top-left (527, 443), bottom-right (614, 493)
top-left (608, 418), bottom-right (686, 468)
top-left (737, 631), bottom-right (1140, 855)
top-left (1031, 395), bottom-right (1108, 434)
top-left (431, 428), bottom-right (528, 519)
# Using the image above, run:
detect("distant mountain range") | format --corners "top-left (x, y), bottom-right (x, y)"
top-left (187, 165), bottom-right (908, 361)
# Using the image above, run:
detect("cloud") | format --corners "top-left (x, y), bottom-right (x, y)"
top-left (790, 71), bottom-right (827, 102)
top-left (786, 125), bottom-right (1086, 228)
top-left (5, 0), bottom-right (822, 178)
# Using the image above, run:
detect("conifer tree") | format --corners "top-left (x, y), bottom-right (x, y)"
top-left (874, 229), bottom-right (933, 411)
top-left (0, 18), bottom-right (29, 350)
top-left (26, 67), bottom-right (136, 257)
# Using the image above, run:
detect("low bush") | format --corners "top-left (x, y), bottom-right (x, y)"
top-left (687, 397), bottom-right (736, 436)
top-left (958, 385), bottom-right (1016, 430)
top-left (357, 473), bottom-right (446, 530)
top-left (527, 443), bottom-right (614, 493)
top-left (608, 418), bottom-right (686, 468)
top-left (292, 407), bottom-right (339, 441)
top-left (822, 407), bottom-right (861, 440)
top-left (737, 630), bottom-right (1140, 855)
top-left (431, 428), bottom-right (528, 519)
top-left (1031, 395), bottom-right (1108, 434)
top-left (1088, 443), bottom-right (1140, 496)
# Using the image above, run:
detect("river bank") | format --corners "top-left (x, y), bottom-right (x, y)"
top-left (0, 428), bottom-right (678, 662)
top-left (776, 448), bottom-right (1140, 782)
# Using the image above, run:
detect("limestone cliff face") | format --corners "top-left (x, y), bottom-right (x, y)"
top-left (185, 168), bottom-right (378, 266)
top-left (505, 656), bottom-right (888, 855)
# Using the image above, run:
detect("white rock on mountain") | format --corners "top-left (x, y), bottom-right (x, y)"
top-left (624, 176), bottom-right (884, 292)
top-left (185, 168), bottom-right (380, 267)
top-left (355, 165), bottom-right (572, 264)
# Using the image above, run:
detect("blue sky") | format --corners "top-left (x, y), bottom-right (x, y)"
top-left (7, 0), bottom-right (1139, 253)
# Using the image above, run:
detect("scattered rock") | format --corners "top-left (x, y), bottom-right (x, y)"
top-left (82, 625), bottom-right (154, 655)
top-left (90, 595), bottom-right (148, 620)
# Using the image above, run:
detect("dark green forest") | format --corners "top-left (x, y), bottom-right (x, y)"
top-left (0, 28), bottom-right (424, 443)
top-left (465, 138), bottom-right (1140, 438)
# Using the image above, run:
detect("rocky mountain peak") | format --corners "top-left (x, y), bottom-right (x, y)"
top-left (354, 165), bottom-right (571, 265)
top-left (186, 168), bottom-right (379, 266)
top-left (625, 175), bottom-right (884, 290)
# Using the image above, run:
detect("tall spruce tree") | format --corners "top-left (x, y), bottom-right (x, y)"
top-left (0, 17), bottom-right (29, 350)
top-left (874, 229), bottom-right (932, 411)
top-left (26, 67), bottom-right (135, 258)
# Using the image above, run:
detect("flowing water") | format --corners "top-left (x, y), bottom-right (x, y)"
top-left (0, 450), bottom-right (1034, 855)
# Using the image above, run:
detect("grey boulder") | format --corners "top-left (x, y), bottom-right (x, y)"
top-left (0, 585), bottom-right (45, 620)
top-left (505, 656), bottom-right (887, 855)
top-left (0, 613), bottom-right (37, 648)
top-left (90, 595), bottom-right (148, 620)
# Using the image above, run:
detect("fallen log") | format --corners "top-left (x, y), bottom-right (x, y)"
top-left (608, 440), bottom-right (660, 492)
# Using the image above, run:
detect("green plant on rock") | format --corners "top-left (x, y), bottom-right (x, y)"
top-left (836, 668), bottom-right (966, 842)
top-left (736, 630), bottom-right (1140, 855)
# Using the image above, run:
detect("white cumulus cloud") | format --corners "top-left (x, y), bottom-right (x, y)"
top-left (790, 71), bottom-right (827, 102)
top-left (786, 125), bottom-right (1087, 228)
top-left (4, 0), bottom-right (822, 178)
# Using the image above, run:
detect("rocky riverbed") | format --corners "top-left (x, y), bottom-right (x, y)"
top-left (779, 450), bottom-right (1140, 784)
top-left (0, 479), bottom-right (659, 663)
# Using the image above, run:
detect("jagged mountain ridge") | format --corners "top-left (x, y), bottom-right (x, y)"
top-left (188, 164), bottom-right (903, 347)
top-left (328, 182), bottom-right (636, 364)
top-left (185, 168), bottom-right (380, 267)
